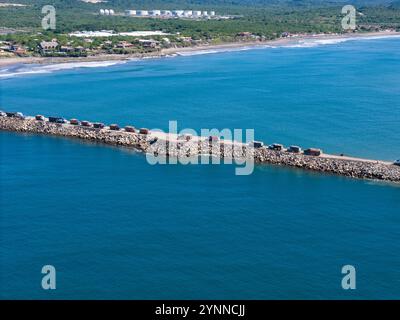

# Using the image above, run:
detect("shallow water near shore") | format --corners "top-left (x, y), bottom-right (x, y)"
top-left (1, 37), bottom-right (400, 299)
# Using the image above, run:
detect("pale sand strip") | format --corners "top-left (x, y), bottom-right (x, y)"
top-left (1, 31), bottom-right (399, 67)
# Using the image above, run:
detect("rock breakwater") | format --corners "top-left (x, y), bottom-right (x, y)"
top-left (1, 114), bottom-right (399, 183)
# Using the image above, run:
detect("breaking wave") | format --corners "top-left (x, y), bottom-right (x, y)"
top-left (0, 34), bottom-right (399, 78)
top-left (0, 60), bottom-right (127, 78)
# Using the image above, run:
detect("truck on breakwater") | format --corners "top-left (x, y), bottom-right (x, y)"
top-left (1, 111), bottom-right (400, 183)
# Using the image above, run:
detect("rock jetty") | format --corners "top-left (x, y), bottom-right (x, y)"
top-left (1, 113), bottom-right (399, 183)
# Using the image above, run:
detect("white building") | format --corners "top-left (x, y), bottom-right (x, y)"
top-left (101, 9), bottom-right (115, 16)
top-left (150, 10), bottom-right (161, 16)
top-left (192, 11), bottom-right (201, 17)
top-left (137, 10), bottom-right (149, 16)
top-left (123, 9), bottom-right (216, 19)
top-left (125, 10), bottom-right (136, 16)
top-left (173, 10), bottom-right (184, 17)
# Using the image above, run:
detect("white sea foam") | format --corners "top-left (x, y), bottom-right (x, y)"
top-left (177, 34), bottom-right (400, 54)
top-left (284, 34), bottom-right (400, 48)
top-left (0, 60), bottom-right (126, 78)
top-left (1, 34), bottom-right (398, 78)
top-left (176, 45), bottom-right (273, 56)
top-left (176, 50), bottom-right (221, 56)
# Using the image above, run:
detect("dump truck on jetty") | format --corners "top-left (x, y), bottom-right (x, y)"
top-left (48, 117), bottom-right (66, 124)
top-left (93, 122), bottom-right (105, 129)
top-left (81, 121), bottom-right (92, 127)
top-left (288, 145), bottom-right (301, 153)
top-left (250, 141), bottom-right (264, 148)
top-left (304, 148), bottom-right (322, 156)
top-left (125, 126), bottom-right (136, 133)
top-left (6, 112), bottom-right (24, 119)
top-left (269, 143), bottom-right (284, 151)
top-left (109, 124), bottom-right (120, 131)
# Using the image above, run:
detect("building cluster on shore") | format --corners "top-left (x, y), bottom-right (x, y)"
top-left (0, 29), bottom-right (213, 58)
top-left (123, 10), bottom-right (217, 19)
top-left (0, 41), bottom-right (28, 56)
top-left (96, 8), bottom-right (237, 20)
top-left (37, 37), bottom-right (165, 56)
top-left (1, 110), bottom-right (400, 183)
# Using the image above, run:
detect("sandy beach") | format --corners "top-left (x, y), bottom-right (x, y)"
top-left (0, 31), bottom-right (399, 68)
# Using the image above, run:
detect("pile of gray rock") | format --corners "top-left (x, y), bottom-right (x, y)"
top-left (253, 148), bottom-right (400, 182)
top-left (1, 115), bottom-right (399, 183)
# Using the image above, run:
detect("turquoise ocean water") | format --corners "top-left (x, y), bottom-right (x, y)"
top-left (0, 36), bottom-right (399, 299)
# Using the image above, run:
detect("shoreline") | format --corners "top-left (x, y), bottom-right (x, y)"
top-left (1, 31), bottom-right (399, 68)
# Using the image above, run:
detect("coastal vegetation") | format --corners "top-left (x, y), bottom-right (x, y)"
top-left (0, 0), bottom-right (399, 57)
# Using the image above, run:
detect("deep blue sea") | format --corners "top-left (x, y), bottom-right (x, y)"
top-left (1, 36), bottom-right (399, 299)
